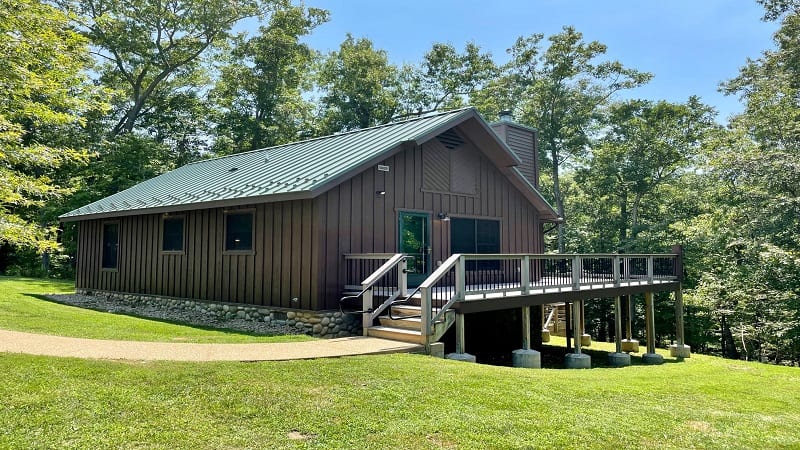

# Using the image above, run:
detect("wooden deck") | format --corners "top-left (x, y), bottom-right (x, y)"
top-left (344, 252), bottom-right (683, 345)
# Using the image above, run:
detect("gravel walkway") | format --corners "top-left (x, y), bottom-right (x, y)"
top-left (0, 293), bottom-right (424, 361)
top-left (0, 329), bottom-right (422, 361)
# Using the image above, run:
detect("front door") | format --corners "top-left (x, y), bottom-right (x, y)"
top-left (399, 211), bottom-right (431, 287)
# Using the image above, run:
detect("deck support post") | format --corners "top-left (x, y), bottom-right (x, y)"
top-left (362, 288), bottom-right (373, 336)
top-left (540, 304), bottom-right (550, 343)
top-left (621, 295), bottom-right (639, 352)
top-left (565, 302), bottom-right (571, 350)
top-left (670, 285), bottom-right (691, 358)
top-left (643, 291), bottom-right (664, 364)
top-left (609, 295), bottom-right (631, 367)
top-left (580, 300), bottom-right (592, 347)
top-left (446, 312), bottom-right (475, 363)
top-left (565, 299), bottom-right (591, 368)
top-left (512, 306), bottom-right (541, 368)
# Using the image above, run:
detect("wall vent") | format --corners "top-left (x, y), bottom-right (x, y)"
top-left (436, 129), bottom-right (464, 149)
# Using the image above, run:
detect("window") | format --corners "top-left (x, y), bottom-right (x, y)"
top-left (101, 222), bottom-right (119, 269)
top-left (450, 218), bottom-right (500, 270)
top-left (162, 216), bottom-right (184, 252)
top-left (225, 211), bottom-right (253, 252)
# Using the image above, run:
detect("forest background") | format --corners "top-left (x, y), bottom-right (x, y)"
top-left (1, 0), bottom-right (798, 364)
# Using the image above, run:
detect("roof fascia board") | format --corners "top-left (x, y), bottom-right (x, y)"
top-left (59, 191), bottom-right (313, 222)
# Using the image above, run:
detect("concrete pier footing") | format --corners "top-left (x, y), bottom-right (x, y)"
top-left (669, 344), bottom-right (691, 358)
top-left (512, 349), bottom-right (541, 368)
top-left (445, 352), bottom-right (477, 363)
top-left (541, 329), bottom-right (551, 343)
top-left (428, 342), bottom-right (445, 358)
top-left (608, 352), bottom-right (631, 367)
top-left (564, 353), bottom-right (591, 369)
top-left (621, 339), bottom-right (640, 353)
top-left (642, 353), bottom-right (664, 365)
top-left (580, 334), bottom-right (592, 347)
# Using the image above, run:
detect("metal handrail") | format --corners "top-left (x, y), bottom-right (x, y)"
top-left (339, 253), bottom-right (406, 314)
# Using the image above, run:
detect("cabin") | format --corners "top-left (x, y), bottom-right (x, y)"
top-left (61, 107), bottom-right (690, 367)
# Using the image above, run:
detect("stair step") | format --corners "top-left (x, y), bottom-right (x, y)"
top-left (379, 316), bottom-right (422, 330)
top-left (390, 304), bottom-right (423, 316)
top-left (367, 326), bottom-right (425, 344)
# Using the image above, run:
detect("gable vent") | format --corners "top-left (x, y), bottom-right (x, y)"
top-left (436, 129), bottom-right (464, 149)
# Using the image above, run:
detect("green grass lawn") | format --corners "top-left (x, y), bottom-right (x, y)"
top-left (2, 277), bottom-right (799, 449)
top-left (0, 276), bottom-right (312, 343)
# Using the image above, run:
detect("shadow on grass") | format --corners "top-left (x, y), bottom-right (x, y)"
top-left (539, 342), bottom-right (683, 369)
top-left (24, 293), bottom-right (301, 339)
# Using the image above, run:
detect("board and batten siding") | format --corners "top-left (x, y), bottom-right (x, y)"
top-left (76, 200), bottom-right (321, 310)
top-left (313, 132), bottom-right (544, 309)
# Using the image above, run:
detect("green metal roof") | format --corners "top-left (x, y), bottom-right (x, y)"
top-left (61, 107), bottom-right (559, 221)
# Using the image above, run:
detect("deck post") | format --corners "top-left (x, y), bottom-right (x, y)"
top-left (613, 254), bottom-right (621, 286)
top-left (540, 304), bottom-right (550, 342)
top-left (398, 257), bottom-right (408, 297)
top-left (565, 299), bottom-right (591, 368)
top-left (580, 300), bottom-right (592, 347)
top-left (647, 256), bottom-right (654, 283)
top-left (572, 255), bottom-right (581, 290)
top-left (513, 306), bottom-right (541, 368)
top-left (609, 296), bottom-right (631, 367)
top-left (572, 300), bottom-right (582, 354)
top-left (565, 302), bottom-right (571, 350)
top-left (521, 256), bottom-right (530, 295)
top-left (362, 287), bottom-right (373, 336)
top-left (643, 291), bottom-right (664, 364)
top-left (455, 255), bottom-right (466, 300)
top-left (420, 287), bottom-right (431, 341)
top-left (521, 306), bottom-right (531, 350)
top-left (670, 285), bottom-right (692, 358)
top-left (621, 295), bottom-right (639, 352)
top-left (445, 312), bottom-right (476, 363)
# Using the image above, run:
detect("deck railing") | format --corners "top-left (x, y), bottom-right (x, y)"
top-left (341, 253), bottom-right (408, 334)
top-left (418, 253), bottom-right (680, 340)
top-left (345, 252), bottom-right (680, 342)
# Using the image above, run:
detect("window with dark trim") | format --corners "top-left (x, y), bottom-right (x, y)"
top-left (162, 216), bottom-right (184, 252)
top-left (450, 218), bottom-right (500, 270)
top-left (101, 222), bottom-right (119, 269)
top-left (225, 212), bottom-right (253, 252)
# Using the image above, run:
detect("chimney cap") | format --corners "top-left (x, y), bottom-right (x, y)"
top-left (499, 109), bottom-right (513, 122)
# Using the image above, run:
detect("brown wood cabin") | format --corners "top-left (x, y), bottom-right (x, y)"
top-left (60, 107), bottom-right (560, 314)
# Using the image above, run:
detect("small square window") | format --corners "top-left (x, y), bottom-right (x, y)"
top-left (162, 216), bottom-right (184, 252)
top-left (102, 222), bottom-right (119, 269)
top-left (225, 212), bottom-right (253, 252)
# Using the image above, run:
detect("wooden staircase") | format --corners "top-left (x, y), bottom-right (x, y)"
top-left (367, 305), bottom-right (426, 344)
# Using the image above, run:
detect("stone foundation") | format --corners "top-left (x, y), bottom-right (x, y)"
top-left (75, 289), bottom-right (360, 338)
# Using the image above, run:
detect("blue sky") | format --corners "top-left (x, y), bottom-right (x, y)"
top-left (273, 0), bottom-right (778, 121)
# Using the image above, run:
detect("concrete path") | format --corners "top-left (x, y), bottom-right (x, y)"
top-left (0, 329), bottom-right (423, 362)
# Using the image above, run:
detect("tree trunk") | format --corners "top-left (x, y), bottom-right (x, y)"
top-left (551, 145), bottom-right (565, 253)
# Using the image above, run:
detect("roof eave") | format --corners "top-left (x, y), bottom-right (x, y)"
top-left (59, 190), bottom-right (314, 222)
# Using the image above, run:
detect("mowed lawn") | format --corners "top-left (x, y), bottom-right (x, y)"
top-left (1, 277), bottom-right (799, 449)
top-left (0, 276), bottom-right (311, 343)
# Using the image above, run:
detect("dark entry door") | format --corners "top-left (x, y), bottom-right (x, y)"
top-left (399, 212), bottom-right (431, 287)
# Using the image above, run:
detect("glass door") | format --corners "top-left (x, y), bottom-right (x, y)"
top-left (399, 212), bottom-right (431, 287)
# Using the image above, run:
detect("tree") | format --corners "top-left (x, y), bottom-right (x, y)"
top-left (59, 0), bottom-right (272, 136)
top-left (682, 1), bottom-right (800, 363)
top-left (473, 26), bottom-right (652, 252)
top-left (213, 5), bottom-right (328, 153)
top-left (573, 97), bottom-right (717, 252)
top-left (0, 0), bottom-right (99, 252)
top-left (317, 35), bottom-right (400, 133)
top-left (398, 42), bottom-right (498, 116)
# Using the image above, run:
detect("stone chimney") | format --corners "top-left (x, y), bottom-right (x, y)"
top-left (490, 111), bottom-right (539, 187)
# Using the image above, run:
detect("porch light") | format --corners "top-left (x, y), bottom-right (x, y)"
top-left (376, 190), bottom-right (386, 197)
top-left (437, 212), bottom-right (450, 221)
